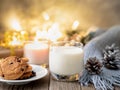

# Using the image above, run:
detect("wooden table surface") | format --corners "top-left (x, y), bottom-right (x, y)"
top-left (0, 72), bottom-right (120, 90)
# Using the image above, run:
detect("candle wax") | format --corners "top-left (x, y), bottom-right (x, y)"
top-left (24, 42), bottom-right (49, 65)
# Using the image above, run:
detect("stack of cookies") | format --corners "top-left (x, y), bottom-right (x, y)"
top-left (0, 56), bottom-right (35, 80)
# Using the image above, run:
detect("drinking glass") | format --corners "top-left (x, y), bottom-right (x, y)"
top-left (49, 41), bottom-right (84, 81)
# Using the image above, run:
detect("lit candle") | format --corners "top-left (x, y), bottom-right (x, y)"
top-left (24, 41), bottom-right (49, 65)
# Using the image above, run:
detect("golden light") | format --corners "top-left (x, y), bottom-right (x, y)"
top-left (34, 30), bottom-right (48, 41)
top-left (34, 23), bottom-right (62, 42)
top-left (48, 23), bottom-right (62, 41)
top-left (8, 16), bottom-right (22, 31)
top-left (9, 36), bottom-right (22, 46)
top-left (72, 20), bottom-right (80, 30)
top-left (3, 31), bottom-right (28, 48)
top-left (42, 12), bottom-right (50, 21)
top-left (20, 31), bottom-right (26, 35)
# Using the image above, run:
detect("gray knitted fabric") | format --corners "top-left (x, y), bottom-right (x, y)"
top-left (79, 26), bottom-right (120, 90)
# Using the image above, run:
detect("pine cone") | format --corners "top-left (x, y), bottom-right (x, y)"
top-left (85, 57), bottom-right (103, 75)
top-left (103, 44), bottom-right (120, 69)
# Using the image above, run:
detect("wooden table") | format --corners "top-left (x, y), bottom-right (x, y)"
top-left (0, 72), bottom-right (120, 90)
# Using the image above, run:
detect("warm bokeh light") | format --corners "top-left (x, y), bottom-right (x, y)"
top-left (42, 12), bottom-right (50, 21)
top-left (2, 31), bottom-right (28, 48)
top-left (34, 30), bottom-right (48, 41)
top-left (48, 23), bottom-right (62, 41)
top-left (9, 36), bottom-right (22, 46)
top-left (34, 23), bottom-right (62, 42)
top-left (72, 20), bottom-right (80, 30)
top-left (8, 17), bottom-right (22, 31)
top-left (0, 1), bottom-right (91, 48)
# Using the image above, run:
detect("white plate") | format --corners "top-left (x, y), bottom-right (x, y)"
top-left (0, 64), bottom-right (48, 85)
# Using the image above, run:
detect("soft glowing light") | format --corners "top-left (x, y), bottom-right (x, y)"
top-left (9, 36), bottom-right (22, 46)
top-left (20, 31), bottom-right (26, 35)
top-left (34, 30), bottom-right (48, 41)
top-left (48, 23), bottom-right (62, 41)
top-left (34, 23), bottom-right (62, 42)
top-left (9, 17), bottom-right (22, 31)
top-left (72, 20), bottom-right (80, 30)
top-left (42, 12), bottom-right (50, 21)
top-left (4, 31), bottom-right (28, 48)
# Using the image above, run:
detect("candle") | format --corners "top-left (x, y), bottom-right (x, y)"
top-left (24, 41), bottom-right (49, 65)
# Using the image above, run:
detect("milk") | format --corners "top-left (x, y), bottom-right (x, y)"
top-left (49, 46), bottom-right (83, 75)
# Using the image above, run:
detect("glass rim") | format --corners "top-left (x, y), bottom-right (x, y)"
top-left (23, 40), bottom-right (49, 43)
top-left (50, 41), bottom-right (83, 47)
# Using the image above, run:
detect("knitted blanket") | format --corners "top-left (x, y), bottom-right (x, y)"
top-left (79, 26), bottom-right (120, 90)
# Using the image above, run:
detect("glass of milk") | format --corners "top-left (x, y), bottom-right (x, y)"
top-left (49, 41), bottom-right (84, 81)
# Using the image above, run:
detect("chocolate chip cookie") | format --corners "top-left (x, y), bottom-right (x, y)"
top-left (0, 56), bottom-right (28, 80)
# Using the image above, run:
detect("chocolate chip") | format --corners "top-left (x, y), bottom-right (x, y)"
top-left (2, 74), bottom-right (4, 77)
top-left (16, 57), bottom-right (21, 62)
top-left (26, 65), bottom-right (28, 68)
top-left (32, 71), bottom-right (36, 76)
top-left (17, 59), bottom-right (21, 62)
top-left (9, 62), bottom-right (13, 65)
top-left (21, 68), bottom-right (24, 71)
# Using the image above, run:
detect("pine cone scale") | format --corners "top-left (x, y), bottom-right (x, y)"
top-left (103, 44), bottom-right (120, 69)
top-left (85, 57), bottom-right (103, 75)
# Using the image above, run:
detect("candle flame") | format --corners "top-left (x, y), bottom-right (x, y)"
top-left (72, 20), bottom-right (80, 30)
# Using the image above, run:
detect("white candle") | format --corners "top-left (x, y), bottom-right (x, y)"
top-left (24, 41), bottom-right (49, 65)
top-left (49, 46), bottom-right (84, 75)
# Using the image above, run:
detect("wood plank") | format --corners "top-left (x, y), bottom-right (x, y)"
top-left (115, 86), bottom-right (120, 90)
top-left (30, 73), bottom-right (49, 90)
top-left (49, 75), bottom-right (81, 90)
top-left (80, 84), bottom-right (120, 90)
top-left (81, 85), bottom-right (95, 90)
top-left (0, 83), bottom-right (14, 90)
top-left (0, 73), bottom-right (49, 90)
